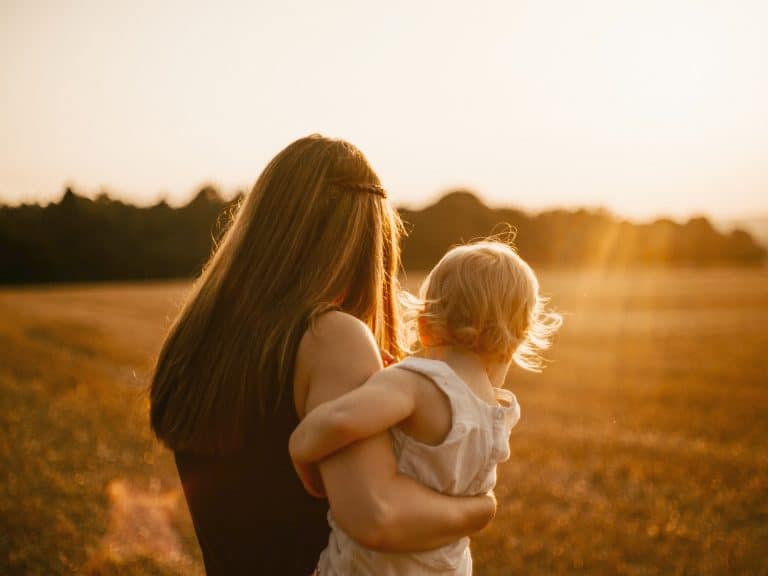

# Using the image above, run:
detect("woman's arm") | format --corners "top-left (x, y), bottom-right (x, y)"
top-left (289, 368), bottom-right (416, 465)
top-left (294, 312), bottom-right (496, 552)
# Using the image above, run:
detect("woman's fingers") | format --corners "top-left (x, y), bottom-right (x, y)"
top-left (482, 489), bottom-right (497, 524)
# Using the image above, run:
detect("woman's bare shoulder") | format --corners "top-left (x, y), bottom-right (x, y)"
top-left (300, 310), bottom-right (378, 356)
top-left (296, 311), bottom-right (383, 413)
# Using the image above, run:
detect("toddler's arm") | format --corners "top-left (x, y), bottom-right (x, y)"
top-left (289, 368), bottom-right (416, 471)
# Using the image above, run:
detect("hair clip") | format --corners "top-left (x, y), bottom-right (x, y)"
top-left (366, 184), bottom-right (387, 199)
top-left (336, 182), bottom-right (388, 199)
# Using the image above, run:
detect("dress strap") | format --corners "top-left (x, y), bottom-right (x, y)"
top-left (395, 356), bottom-right (467, 398)
top-left (397, 357), bottom-right (521, 430)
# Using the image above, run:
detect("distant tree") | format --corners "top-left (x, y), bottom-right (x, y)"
top-left (0, 186), bottom-right (764, 284)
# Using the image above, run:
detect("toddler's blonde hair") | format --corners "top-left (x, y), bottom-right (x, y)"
top-left (411, 240), bottom-right (562, 371)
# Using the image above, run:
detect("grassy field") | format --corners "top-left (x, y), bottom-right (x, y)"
top-left (1, 268), bottom-right (767, 575)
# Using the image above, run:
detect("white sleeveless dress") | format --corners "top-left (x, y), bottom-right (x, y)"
top-left (316, 356), bottom-right (521, 575)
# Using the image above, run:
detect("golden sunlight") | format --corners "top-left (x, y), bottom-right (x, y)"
top-left (1, 0), bottom-right (766, 220)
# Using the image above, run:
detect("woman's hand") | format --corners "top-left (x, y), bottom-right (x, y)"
top-left (479, 489), bottom-right (498, 528)
top-left (291, 455), bottom-right (326, 499)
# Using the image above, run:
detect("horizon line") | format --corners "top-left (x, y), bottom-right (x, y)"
top-left (2, 183), bottom-right (767, 227)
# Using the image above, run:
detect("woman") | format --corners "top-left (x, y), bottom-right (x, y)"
top-left (149, 135), bottom-right (496, 575)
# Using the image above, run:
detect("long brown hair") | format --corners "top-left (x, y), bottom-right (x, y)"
top-left (150, 135), bottom-right (404, 453)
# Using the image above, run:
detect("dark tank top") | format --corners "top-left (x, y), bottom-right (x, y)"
top-left (174, 391), bottom-right (329, 575)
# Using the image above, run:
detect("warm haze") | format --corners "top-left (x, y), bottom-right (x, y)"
top-left (2, 5), bottom-right (768, 573)
top-left (1, 0), bottom-right (767, 220)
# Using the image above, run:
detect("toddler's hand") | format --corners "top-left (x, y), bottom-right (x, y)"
top-left (292, 458), bottom-right (326, 499)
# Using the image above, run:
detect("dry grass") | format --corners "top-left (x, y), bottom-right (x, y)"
top-left (1, 268), bottom-right (767, 575)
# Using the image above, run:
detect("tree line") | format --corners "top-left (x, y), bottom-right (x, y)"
top-left (0, 186), bottom-right (764, 284)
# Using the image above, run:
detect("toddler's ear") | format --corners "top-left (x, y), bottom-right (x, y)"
top-left (417, 316), bottom-right (435, 346)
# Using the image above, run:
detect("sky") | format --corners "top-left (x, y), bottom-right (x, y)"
top-left (1, 0), bottom-right (767, 220)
